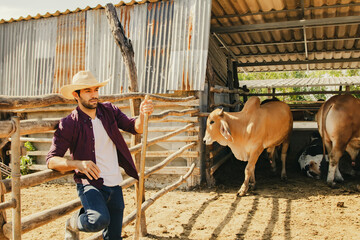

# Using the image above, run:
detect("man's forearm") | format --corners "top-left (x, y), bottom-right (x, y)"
top-left (47, 156), bottom-right (79, 172)
top-left (48, 157), bottom-right (101, 180)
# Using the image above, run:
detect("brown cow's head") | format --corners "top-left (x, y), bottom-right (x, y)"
top-left (203, 108), bottom-right (234, 145)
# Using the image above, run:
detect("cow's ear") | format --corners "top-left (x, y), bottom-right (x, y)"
top-left (218, 108), bottom-right (224, 116)
top-left (220, 119), bottom-right (234, 142)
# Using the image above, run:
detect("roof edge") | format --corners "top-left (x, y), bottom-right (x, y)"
top-left (0, 0), bottom-right (152, 24)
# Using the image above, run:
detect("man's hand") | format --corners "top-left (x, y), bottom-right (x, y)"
top-left (75, 160), bottom-right (101, 180)
top-left (135, 98), bottom-right (154, 133)
top-left (140, 98), bottom-right (154, 115)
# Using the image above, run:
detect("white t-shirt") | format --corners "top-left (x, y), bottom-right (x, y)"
top-left (91, 117), bottom-right (123, 186)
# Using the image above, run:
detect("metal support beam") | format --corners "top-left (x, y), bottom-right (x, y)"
top-left (300, 0), bottom-right (305, 20)
top-left (224, 36), bottom-right (360, 48)
top-left (302, 25), bottom-right (309, 71)
top-left (211, 16), bottom-right (360, 34)
top-left (235, 49), bottom-right (360, 58)
top-left (213, 33), bottom-right (238, 62)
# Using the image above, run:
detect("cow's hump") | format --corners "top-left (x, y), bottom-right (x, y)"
top-left (242, 96), bottom-right (260, 113)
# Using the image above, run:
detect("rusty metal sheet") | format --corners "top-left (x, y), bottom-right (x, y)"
top-left (0, 0), bottom-right (211, 96)
top-left (0, 18), bottom-right (57, 96)
top-left (86, 0), bottom-right (212, 94)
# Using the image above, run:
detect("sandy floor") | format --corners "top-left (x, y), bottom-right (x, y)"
top-left (3, 171), bottom-right (360, 240)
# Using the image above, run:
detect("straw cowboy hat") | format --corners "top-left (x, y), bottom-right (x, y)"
top-left (60, 70), bottom-right (110, 99)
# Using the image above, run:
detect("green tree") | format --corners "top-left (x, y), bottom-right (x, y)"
top-left (238, 70), bottom-right (360, 101)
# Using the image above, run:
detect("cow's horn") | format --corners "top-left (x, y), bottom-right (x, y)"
top-left (218, 108), bottom-right (224, 116)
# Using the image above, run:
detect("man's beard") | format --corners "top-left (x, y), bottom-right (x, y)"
top-left (79, 97), bottom-right (98, 109)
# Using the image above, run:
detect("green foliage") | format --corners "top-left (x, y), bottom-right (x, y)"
top-left (20, 141), bottom-right (36, 175)
top-left (239, 69), bottom-right (360, 81)
top-left (238, 70), bottom-right (360, 102)
top-left (24, 141), bottom-right (36, 151)
top-left (20, 156), bottom-right (33, 175)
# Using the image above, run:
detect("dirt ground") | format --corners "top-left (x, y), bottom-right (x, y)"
top-left (4, 165), bottom-right (360, 240)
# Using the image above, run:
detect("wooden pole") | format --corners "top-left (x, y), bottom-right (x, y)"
top-left (134, 95), bottom-right (150, 240)
top-left (227, 55), bottom-right (235, 112)
top-left (104, 4), bottom-right (147, 234)
top-left (205, 58), bottom-right (215, 187)
top-left (11, 116), bottom-right (21, 240)
top-left (0, 182), bottom-right (8, 240)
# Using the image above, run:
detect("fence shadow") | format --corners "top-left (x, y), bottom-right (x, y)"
top-left (209, 196), bottom-right (241, 239)
top-left (179, 194), bottom-right (220, 239)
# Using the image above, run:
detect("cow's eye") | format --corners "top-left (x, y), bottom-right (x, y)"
top-left (210, 120), bottom-right (214, 124)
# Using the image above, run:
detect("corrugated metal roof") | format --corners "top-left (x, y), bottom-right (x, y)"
top-left (0, 0), bottom-right (212, 96)
top-left (211, 0), bottom-right (360, 72)
top-left (239, 76), bottom-right (360, 89)
top-left (0, 1), bottom-right (155, 24)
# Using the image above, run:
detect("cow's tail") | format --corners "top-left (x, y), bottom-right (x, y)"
top-left (321, 102), bottom-right (334, 161)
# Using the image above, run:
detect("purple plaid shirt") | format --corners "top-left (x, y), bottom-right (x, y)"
top-left (46, 102), bottom-right (139, 189)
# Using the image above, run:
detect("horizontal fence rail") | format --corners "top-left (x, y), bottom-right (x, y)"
top-left (0, 93), bottom-right (196, 110)
top-left (0, 111), bottom-right (198, 138)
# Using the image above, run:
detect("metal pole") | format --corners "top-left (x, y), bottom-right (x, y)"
top-left (11, 116), bottom-right (21, 240)
top-left (134, 95), bottom-right (150, 240)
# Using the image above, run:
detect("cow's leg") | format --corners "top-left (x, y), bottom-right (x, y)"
top-left (267, 147), bottom-right (277, 173)
top-left (343, 145), bottom-right (359, 177)
top-left (334, 165), bottom-right (344, 182)
top-left (346, 145), bottom-right (358, 161)
top-left (238, 148), bottom-right (263, 197)
top-left (327, 146), bottom-right (344, 187)
top-left (280, 138), bottom-right (290, 180)
top-left (324, 140), bottom-right (332, 159)
top-left (249, 169), bottom-right (256, 190)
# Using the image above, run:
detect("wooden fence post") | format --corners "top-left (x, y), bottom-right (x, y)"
top-left (0, 181), bottom-right (7, 240)
top-left (205, 58), bottom-right (215, 187)
top-left (134, 95), bottom-right (150, 240)
top-left (104, 3), bottom-right (147, 236)
top-left (11, 116), bottom-right (21, 240)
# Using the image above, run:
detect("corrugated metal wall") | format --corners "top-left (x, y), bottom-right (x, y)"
top-left (0, 0), bottom-right (211, 96)
top-left (53, 12), bottom-right (86, 93)
top-left (0, 18), bottom-right (57, 96)
top-left (167, 0), bottom-right (212, 92)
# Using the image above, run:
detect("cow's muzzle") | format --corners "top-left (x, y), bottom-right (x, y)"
top-left (203, 133), bottom-right (213, 145)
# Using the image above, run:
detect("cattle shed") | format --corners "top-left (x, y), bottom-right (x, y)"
top-left (1, 0), bottom-right (360, 188)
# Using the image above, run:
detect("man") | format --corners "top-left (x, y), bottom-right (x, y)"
top-left (46, 70), bottom-right (153, 240)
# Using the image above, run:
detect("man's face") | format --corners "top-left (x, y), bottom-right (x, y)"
top-left (75, 87), bottom-right (100, 109)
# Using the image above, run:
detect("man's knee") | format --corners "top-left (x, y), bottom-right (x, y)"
top-left (83, 212), bottom-right (110, 232)
top-left (93, 215), bottom-right (110, 232)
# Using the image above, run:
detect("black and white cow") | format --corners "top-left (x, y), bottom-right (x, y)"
top-left (298, 132), bottom-right (328, 179)
top-left (298, 131), bottom-right (358, 179)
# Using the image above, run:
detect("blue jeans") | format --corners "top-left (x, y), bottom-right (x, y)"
top-left (76, 184), bottom-right (125, 240)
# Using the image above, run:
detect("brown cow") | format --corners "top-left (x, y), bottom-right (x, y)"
top-left (203, 96), bottom-right (293, 196)
top-left (316, 94), bottom-right (360, 187)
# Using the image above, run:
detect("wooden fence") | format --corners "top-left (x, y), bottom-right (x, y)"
top-left (0, 93), bottom-right (199, 239)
